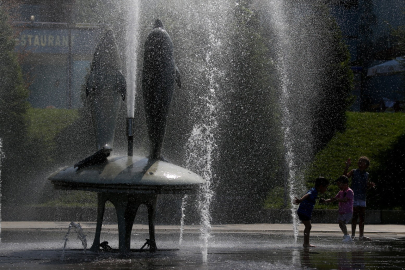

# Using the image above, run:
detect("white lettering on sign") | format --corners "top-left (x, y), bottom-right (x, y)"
top-left (17, 34), bottom-right (74, 47)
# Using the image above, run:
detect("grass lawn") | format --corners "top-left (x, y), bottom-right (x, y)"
top-left (25, 106), bottom-right (79, 168)
top-left (308, 112), bottom-right (405, 177)
top-left (27, 107), bottom-right (79, 143)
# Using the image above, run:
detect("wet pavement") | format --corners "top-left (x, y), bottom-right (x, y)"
top-left (0, 222), bottom-right (404, 269)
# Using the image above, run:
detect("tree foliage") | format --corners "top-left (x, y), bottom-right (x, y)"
top-left (0, 5), bottom-right (30, 204)
top-left (211, 0), bottom-right (282, 222)
top-left (391, 17), bottom-right (405, 95)
top-left (310, 5), bottom-right (354, 152)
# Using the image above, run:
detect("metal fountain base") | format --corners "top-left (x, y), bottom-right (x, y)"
top-left (90, 192), bottom-right (157, 253)
top-left (49, 155), bottom-right (204, 253)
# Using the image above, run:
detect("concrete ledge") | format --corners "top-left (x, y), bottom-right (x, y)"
top-left (2, 206), bottom-right (176, 224)
top-left (3, 206), bottom-right (405, 224)
top-left (262, 209), bottom-right (405, 224)
top-left (2, 222), bottom-right (404, 236)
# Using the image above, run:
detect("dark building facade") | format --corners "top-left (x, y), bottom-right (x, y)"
top-left (330, 0), bottom-right (405, 111)
top-left (12, 0), bottom-right (102, 109)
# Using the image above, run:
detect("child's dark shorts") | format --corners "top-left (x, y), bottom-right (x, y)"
top-left (297, 212), bottom-right (311, 221)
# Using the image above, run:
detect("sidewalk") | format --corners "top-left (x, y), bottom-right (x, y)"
top-left (2, 222), bottom-right (405, 237)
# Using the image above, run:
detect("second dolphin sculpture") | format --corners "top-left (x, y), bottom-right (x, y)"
top-left (142, 19), bottom-right (181, 160)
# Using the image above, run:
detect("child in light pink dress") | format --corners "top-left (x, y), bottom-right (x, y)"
top-left (326, 175), bottom-right (354, 243)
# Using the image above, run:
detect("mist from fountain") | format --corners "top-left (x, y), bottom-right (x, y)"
top-left (261, 0), bottom-right (330, 242)
top-left (265, 0), bottom-right (306, 243)
top-left (179, 0), bottom-right (233, 262)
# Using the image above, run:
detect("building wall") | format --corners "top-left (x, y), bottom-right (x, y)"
top-left (13, 0), bottom-right (102, 109)
top-left (331, 0), bottom-right (405, 110)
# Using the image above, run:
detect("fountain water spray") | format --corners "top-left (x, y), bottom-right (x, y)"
top-left (178, 194), bottom-right (188, 246)
top-left (185, 120), bottom-right (217, 263)
top-left (125, 0), bottom-right (140, 156)
top-left (264, 0), bottom-right (317, 243)
top-left (180, 0), bottom-right (232, 262)
top-left (264, 0), bottom-right (299, 243)
top-left (61, 222), bottom-right (87, 260)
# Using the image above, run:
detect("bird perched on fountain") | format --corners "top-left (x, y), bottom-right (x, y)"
top-left (142, 19), bottom-right (181, 161)
top-left (76, 29), bottom-right (126, 170)
top-left (74, 145), bottom-right (112, 170)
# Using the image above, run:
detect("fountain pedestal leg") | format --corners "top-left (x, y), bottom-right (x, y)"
top-left (90, 192), bottom-right (158, 253)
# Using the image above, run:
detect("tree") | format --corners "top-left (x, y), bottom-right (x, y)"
top-left (391, 18), bottom-right (405, 97)
top-left (310, 4), bottom-right (354, 152)
top-left (392, 25), bottom-right (405, 56)
top-left (0, 5), bottom-right (30, 205)
top-left (211, 0), bottom-right (282, 222)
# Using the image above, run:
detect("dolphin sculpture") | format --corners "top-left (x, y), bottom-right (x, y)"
top-left (87, 29), bottom-right (126, 150)
top-left (76, 30), bottom-right (126, 169)
top-left (142, 19), bottom-right (181, 160)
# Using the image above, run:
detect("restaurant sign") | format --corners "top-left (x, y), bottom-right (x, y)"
top-left (15, 28), bottom-right (101, 55)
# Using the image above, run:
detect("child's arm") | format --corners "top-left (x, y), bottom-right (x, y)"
top-left (343, 158), bottom-right (352, 177)
top-left (367, 176), bottom-right (376, 189)
top-left (335, 197), bottom-right (348, 202)
top-left (318, 198), bottom-right (326, 204)
top-left (323, 198), bottom-right (337, 203)
top-left (294, 194), bottom-right (310, 205)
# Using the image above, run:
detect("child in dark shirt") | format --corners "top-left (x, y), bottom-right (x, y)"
top-left (294, 177), bottom-right (329, 247)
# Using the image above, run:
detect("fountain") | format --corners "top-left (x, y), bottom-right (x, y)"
top-left (49, 22), bottom-right (204, 253)
top-left (1, 0), bottom-right (405, 268)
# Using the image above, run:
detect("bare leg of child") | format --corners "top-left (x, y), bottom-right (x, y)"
top-left (302, 220), bottom-right (315, 247)
top-left (339, 220), bottom-right (348, 236)
top-left (358, 207), bottom-right (367, 239)
top-left (351, 207), bottom-right (360, 238)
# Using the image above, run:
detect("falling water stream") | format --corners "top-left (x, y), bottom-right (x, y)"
top-left (178, 194), bottom-right (188, 246)
top-left (264, 0), bottom-right (318, 243)
top-left (178, 0), bottom-right (232, 263)
top-left (61, 222), bottom-right (87, 260)
top-left (125, 0), bottom-right (141, 119)
top-left (265, 0), bottom-right (300, 243)
top-left (185, 112), bottom-right (218, 263)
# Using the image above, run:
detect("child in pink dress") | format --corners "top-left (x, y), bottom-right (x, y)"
top-left (326, 175), bottom-right (354, 243)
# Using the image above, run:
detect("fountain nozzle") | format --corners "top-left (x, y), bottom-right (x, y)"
top-left (127, 117), bottom-right (134, 156)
